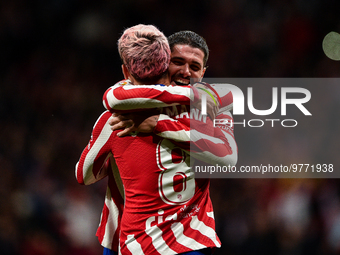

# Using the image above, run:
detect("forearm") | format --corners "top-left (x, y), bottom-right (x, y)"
top-left (154, 114), bottom-right (191, 142)
top-left (103, 80), bottom-right (199, 112)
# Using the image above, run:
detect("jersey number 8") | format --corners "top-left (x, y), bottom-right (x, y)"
top-left (156, 139), bottom-right (195, 205)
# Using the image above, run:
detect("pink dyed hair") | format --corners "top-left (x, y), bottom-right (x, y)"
top-left (118, 24), bottom-right (170, 81)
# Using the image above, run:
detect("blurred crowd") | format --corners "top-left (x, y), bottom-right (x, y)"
top-left (1, 0), bottom-right (340, 254)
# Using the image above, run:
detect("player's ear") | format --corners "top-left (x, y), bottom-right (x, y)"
top-left (197, 67), bottom-right (207, 82)
top-left (201, 67), bottom-right (206, 78)
top-left (122, 64), bottom-right (130, 80)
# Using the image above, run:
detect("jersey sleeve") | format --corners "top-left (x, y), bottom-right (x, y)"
top-left (102, 79), bottom-right (200, 113)
top-left (75, 111), bottom-right (114, 185)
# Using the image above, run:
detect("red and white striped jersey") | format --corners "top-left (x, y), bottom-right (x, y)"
top-left (76, 111), bottom-right (221, 254)
top-left (75, 80), bottom-right (237, 254)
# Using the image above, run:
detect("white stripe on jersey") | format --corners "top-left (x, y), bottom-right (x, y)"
top-left (157, 130), bottom-right (191, 142)
top-left (101, 190), bottom-right (119, 248)
top-left (190, 216), bottom-right (221, 247)
top-left (171, 222), bottom-right (206, 250)
top-left (207, 211), bottom-right (215, 219)
top-left (145, 225), bottom-right (177, 254)
top-left (125, 235), bottom-right (145, 255)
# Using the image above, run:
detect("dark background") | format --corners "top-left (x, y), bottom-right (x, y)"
top-left (1, 0), bottom-right (340, 254)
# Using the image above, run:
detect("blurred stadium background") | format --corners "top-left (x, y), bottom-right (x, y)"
top-left (1, 0), bottom-right (340, 254)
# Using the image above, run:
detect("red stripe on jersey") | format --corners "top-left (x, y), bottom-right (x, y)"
top-left (221, 91), bottom-right (233, 108)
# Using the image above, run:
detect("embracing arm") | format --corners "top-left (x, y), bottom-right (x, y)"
top-left (103, 80), bottom-right (200, 112)
top-left (75, 111), bottom-right (114, 185)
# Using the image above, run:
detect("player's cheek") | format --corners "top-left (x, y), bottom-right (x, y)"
top-left (169, 66), bottom-right (180, 80)
top-left (191, 71), bottom-right (201, 79)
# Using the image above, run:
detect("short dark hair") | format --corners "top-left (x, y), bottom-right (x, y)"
top-left (168, 31), bottom-right (209, 67)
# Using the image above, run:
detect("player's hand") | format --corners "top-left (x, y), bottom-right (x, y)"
top-left (192, 83), bottom-right (220, 120)
top-left (109, 110), bottom-right (160, 137)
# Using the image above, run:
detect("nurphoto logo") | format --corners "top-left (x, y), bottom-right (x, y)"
top-left (198, 78), bottom-right (312, 128)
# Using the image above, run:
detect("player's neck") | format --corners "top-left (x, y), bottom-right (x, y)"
top-left (133, 75), bottom-right (171, 86)
top-left (154, 76), bottom-right (171, 86)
